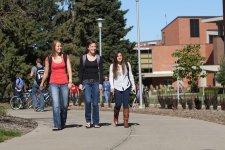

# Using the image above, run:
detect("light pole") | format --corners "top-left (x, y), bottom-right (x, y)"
top-left (136, 0), bottom-right (143, 108)
top-left (176, 58), bottom-right (180, 102)
top-left (97, 18), bottom-right (104, 104)
top-left (223, 0), bottom-right (225, 54)
top-left (96, 18), bottom-right (104, 56)
top-left (200, 61), bottom-right (205, 99)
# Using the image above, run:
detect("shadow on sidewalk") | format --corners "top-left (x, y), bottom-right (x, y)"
top-left (65, 124), bottom-right (83, 128)
top-left (99, 123), bottom-right (112, 126)
top-left (116, 123), bottom-right (140, 127)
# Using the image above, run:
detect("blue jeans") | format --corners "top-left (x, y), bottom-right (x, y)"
top-left (114, 87), bottom-right (131, 109)
top-left (50, 84), bottom-right (69, 129)
top-left (104, 91), bottom-right (110, 103)
top-left (83, 81), bottom-right (100, 125)
top-left (32, 83), bottom-right (44, 110)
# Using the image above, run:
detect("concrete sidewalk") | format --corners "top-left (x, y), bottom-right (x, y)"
top-left (1, 108), bottom-right (225, 150)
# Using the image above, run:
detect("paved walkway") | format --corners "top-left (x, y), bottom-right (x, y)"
top-left (1, 108), bottom-right (225, 150)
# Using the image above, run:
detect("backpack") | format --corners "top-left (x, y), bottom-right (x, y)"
top-left (12, 78), bottom-right (21, 91)
top-left (35, 66), bottom-right (45, 85)
top-left (82, 54), bottom-right (100, 67)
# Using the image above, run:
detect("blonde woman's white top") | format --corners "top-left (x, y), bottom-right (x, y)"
top-left (109, 62), bottom-right (135, 91)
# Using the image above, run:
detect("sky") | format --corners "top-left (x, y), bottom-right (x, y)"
top-left (120, 0), bottom-right (222, 42)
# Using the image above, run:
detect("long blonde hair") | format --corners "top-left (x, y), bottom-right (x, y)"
top-left (51, 40), bottom-right (62, 57)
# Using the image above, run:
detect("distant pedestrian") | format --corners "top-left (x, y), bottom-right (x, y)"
top-left (70, 83), bottom-right (80, 106)
top-left (39, 40), bottom-right (73, 131)
top-left (30, 58), bottom-right (45, 112)
top-left (103, 75), bottom-right (111, 107)
top-left (14, 72), bottom-right (25, 98)
top-left (109, 51), bottom-right (136, 128)
top-left (79, 39), bottom-right (103, 128)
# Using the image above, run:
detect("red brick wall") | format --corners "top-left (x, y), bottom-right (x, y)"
top-left (162, 17), bottom-right (218, 45)
top-left (151, 44), bottom-right (212, 72)
top-left (163, 19), bottom-right (180, 45)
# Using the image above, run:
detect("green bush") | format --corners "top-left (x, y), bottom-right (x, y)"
top-left (0, 106), bottom-right (7, 116)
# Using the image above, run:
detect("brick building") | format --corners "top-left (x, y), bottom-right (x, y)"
top-left (136, 16), bottom-right (221, 90)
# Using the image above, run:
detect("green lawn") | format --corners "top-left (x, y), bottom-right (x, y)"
top-left (0, 128), bottom-right (21, 142)
top-left (0, 103), bottom-right (11, 109)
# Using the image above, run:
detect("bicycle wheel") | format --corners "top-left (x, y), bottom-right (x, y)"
top-left (25, 96), bottom-right (33, 109)
top-left (45, 96), bottom-right (52, 107)
top-left (131, 97), bottom-right (137, 111)
top-left (10, 96), bottom-right (22, 110)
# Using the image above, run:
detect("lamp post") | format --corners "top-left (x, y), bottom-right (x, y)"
top-left (136, 0), bottom-right (143, 108)
top-left (96, 18), bottom-right (104, 56)
top-left (176, 59), bottom-right (180, 102)
top-left (96, 18), bottom-right (104, 104)
top-left (200, 61), bottom-right (205, 99)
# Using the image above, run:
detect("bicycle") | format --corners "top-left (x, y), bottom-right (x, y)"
top-left (36, 89), bottom-right (52, 107)
top-left (10, 89), bottom-right (33, 110)
top-left (131, 95), bottom-right (138, 111)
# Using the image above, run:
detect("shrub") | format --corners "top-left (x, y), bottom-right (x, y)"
top-left (204, 95), bottom-right (211, 110)
top-left (0, 106), bottom-right (7, 116)
top-left (194, 96), bottom-right (202, 110)
top-left (180, 97), bottom-right (186, 109)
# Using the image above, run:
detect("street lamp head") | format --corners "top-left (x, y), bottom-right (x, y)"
top-left (96, 18), bottom-right (104, 28)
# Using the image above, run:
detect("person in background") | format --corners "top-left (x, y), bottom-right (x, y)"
top-left (40, 40), bottom-right (72, 131)
top-left (103, 75), bottom-right (111, 107)
top-left (109, 51), bottom-right (136, 128)
top-left (14, 72), bottom-right (25, 98)
top-left (79, 39), bottom-right (103, 128)
top-left (30, 58), bottom-right (45, 112)
top-left (70, 83), bottom-right (80, 106)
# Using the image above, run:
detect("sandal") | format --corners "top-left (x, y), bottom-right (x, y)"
top-left (85, 122), bottom-right (91, 128)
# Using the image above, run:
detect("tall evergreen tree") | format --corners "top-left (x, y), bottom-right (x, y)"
top-left (0, 0), bottom-right (61, 97)
top-left (65, 0), bottom-right (137, 78)
top-left (0, 0), bottom-right (137, 98)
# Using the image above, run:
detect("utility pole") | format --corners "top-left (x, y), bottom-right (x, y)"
top-left (136, 0), bottom-right (143, 108)
top-left (223, 0), bottom-right (225, 54)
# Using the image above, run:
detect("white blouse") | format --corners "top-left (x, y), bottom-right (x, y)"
top-left (109, 62), bottom-right (135, 91)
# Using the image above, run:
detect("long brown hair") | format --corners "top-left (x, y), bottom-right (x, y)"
top-left (51, 40), bottom-right (62, 57)
top-left (85, 39), bottom-right (97, 54)
top-left (113, 51), bottom-right (126, 79)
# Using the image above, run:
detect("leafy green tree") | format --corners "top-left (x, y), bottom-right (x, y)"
top-left (172, 45), bottom-right (205, 91)
top-left (216, 57), bottom-right (225, 94)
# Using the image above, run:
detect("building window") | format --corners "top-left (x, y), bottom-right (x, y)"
top-left (190, 19), bottom-right (199, 37)
top-left (209, 35), bottom-right (218, 44)
top-left (164, 79), bottom-right (172, 86)
top-left (142, 68), bottom-right (152, 73)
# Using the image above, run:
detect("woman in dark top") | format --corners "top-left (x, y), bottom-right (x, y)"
top-left (79, 39), bottom-right (103, 128)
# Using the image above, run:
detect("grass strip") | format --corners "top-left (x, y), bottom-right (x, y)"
top-left (0, 128), bottom-right (21, 142)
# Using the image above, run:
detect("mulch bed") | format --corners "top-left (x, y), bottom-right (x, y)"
top-left (70, 104), bottom-right (225, 126)
top-left (0, 116), bottom-right (37, 134)
top-left (137, 107), bottom-right (225, 125)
